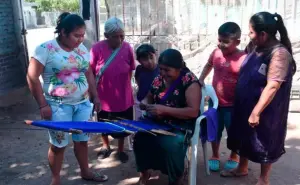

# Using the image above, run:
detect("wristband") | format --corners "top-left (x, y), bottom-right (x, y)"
top-left (39, 104), bottom-right (49, 109)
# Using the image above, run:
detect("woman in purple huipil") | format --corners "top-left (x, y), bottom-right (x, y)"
top-left (221, 12), bottom-right (297, 185)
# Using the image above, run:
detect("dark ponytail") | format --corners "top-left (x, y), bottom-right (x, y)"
top-left (274, 13), bottom-right (296, 75)
top-left (54, 12), bottom-right (85, 37)
top-left (274, 13), bottom-right (292, 53)
top-left (250, 12), bottom-right (297, 75)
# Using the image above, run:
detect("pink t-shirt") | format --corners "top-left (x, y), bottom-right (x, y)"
top-left (209, 48), bottom-right (247, 107)
top-left (90, 40), bottom-right (135, 112)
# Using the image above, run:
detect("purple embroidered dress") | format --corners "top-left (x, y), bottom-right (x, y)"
top-left (227, 44), bottom-right (293, 163)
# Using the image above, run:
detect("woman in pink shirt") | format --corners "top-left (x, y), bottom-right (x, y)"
top-left (90, 17), bottom-right (135, 163)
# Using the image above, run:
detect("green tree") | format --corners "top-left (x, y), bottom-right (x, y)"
top-left (25, 0), bottom-right (80, 12)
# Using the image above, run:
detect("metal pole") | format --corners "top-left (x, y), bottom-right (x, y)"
top-left (140, 0), bottom-right (142, 35)
top-left (165, 0), bottom-right (168, 23)
top-left (292, 0), bottom-right (297, 21)
top-left (224, 0), bottom-right (229, 22)
top-left (156, 0), bottom-right (159, 33)
top-left (252, 0), bottom-right (256, 14)
top-left (172, 0), bottom-right (174, 35)
top-left (291, 0), bottom-right (297, 37)
top-left (18, 0), bottom-right (29, 72)
top-left (122, 0), bottom-right (125, 28)
top-left (283, 0), bottom-right (286, 18)
top-left (93, 0), bottom-right (100, 41)
top-left (205, 0), bottom-right (208, 37)
top-left (240, 0), bottom-right (245, 35)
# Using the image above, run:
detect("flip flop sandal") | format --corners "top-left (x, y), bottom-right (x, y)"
top-left (208, 158), bottom-right (220, 171)
top-left (97, 147), bottom-right (112, 159)
top-left (82, 171), bottom-right (109, 182)
top-left (220, 169), bottom-right (248, 178)
top-left (224, 159), bottom-right (239, 170)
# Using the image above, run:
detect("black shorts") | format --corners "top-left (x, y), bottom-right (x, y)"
top-left (97, 106), bottom-right (133, 138)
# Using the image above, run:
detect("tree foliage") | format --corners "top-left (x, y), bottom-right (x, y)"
top-left (25, 0), bottom-right (80, 12)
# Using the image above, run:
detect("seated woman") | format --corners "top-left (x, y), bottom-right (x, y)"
top-left (133, 49), bottom-right (201, 185)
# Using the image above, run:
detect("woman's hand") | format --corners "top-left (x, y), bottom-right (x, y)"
top-left (40, 105), bottom-right (52, 120)
top-left (93, 97), bottom-right (101, 112)
top-left (248, 111), bottom-right (260, 128)
top-left (85, 66), bottom-right (101, 112)
top-left (247, 81), bottom-right (282, 128)
top-left (146, 104), bottom-right (166, 117)
top-left (199, 79), bottom-right (205, 87)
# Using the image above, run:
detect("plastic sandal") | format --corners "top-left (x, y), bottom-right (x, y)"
top-left (224, 159), bottom-right (239, 170)
top-left (208, 158), bottom-right (220, 171)
top-left (82, 171), bottom-right (109, 182)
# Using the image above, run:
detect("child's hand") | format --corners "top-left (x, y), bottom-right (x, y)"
top-left (146, 104), bottom-right (166, 117)
top-left (139, 103), bottom-right (148, 110)
top-left (205, 96), bottom-right (211, 102)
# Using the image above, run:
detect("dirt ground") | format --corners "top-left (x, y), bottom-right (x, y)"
top-left (0, 93), bottom-right (300, 185)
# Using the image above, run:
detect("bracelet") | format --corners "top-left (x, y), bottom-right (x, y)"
top-left (39, 104), bottom-right (49, 109)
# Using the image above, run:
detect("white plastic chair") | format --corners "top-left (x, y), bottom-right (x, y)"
top-left (187, 85), bottom-right (218, 185)
top-left (128, 103), bottom-right (144, 151)
top-left (128, 75), bottom-right (138, 151)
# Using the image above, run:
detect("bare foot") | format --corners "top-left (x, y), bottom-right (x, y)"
top-left (138, 171), bottom-right (151, 185)
top-left (220, 168), bottom-right (248, 177)
top-left (229, 152), bottom-right (240, 162)
top-left (255, 178), bottom-right (270, 185)
top-left (50, 178), bottom-right (60, 185)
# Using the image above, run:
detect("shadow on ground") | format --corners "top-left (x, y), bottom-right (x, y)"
top-left (1, 96), bottom-right (300, 185)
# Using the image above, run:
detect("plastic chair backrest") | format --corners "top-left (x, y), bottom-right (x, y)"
top-left (200, 85), bottom-right (218, 114)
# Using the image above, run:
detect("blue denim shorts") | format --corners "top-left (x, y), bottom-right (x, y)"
top-left (47, 100), bottom-right (93, 148)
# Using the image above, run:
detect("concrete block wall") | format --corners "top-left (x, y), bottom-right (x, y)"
top-left (0, 0), bottom-right (17, 55)
top-left (0, 0), bottom-right (27, 104)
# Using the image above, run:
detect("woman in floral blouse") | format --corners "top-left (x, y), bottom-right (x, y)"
top-left (26, 12), bottom-right (107, 185)
top-left (133, 49), bottom-right (201, 185)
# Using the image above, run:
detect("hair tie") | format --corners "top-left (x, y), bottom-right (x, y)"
top-left (61, 14), bottom-right (71, 23)
top-left (273, 12), bottom-right (278, 21)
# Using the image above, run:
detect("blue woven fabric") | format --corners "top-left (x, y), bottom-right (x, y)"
top-left (30, 119), bottom-right (173, 134)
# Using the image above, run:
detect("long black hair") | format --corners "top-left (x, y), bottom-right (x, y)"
top-left (136, 44), bottom-right (156, 60)
top-left (158, 49), bottom-right (187, 69)
top-left (54, 12), bottom-right (86, 37)
top-left (250, 11), bottom-right (296, 75)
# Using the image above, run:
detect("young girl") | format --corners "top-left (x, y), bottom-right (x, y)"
top-left (128, 44), bottom-right (159, 151)
top-left (134, 44), bottom-right (159, 103)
